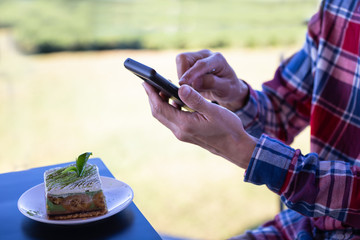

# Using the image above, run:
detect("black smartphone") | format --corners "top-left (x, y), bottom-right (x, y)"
top-left (124, 58), bottom-right (191, 111)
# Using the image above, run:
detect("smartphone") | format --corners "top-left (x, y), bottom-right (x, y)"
top-left (124, 58), bottom-right (192, 111)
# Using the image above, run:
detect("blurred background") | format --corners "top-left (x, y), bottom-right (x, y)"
top-left (0, 0), bottom-right (318, 239)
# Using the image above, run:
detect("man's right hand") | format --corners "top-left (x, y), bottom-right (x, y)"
top-left (143, 82), bottom-right (257, 169)
top-left (176, 49), bottom-right (249, 112)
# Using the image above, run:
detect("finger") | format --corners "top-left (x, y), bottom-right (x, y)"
top-left (142, 82), bottom-right (180, 130)
top-left (178, 52), bottom-right (226, 88)
top-left (178, 85), bottom-right (212, 114)
top-left (159, 91), bottom-right (170, 101)
top-left (176, 49), bottom-right (212, 80)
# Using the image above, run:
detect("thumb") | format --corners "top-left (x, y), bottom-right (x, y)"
top-left (179, 85), bottom-right (210, 113)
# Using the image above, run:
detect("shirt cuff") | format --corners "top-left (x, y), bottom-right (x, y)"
top-left (244, 134), bottom-right (296, 193)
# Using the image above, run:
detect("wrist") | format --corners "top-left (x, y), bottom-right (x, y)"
top-left (239, 135), bottom-right (258, 169)
top-left (226, 133), bottom-right (258, 169)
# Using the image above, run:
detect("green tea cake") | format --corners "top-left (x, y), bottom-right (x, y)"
top-left (44, 153), bottom-right (107, 220)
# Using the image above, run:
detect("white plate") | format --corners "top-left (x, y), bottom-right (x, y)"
top-left (17, 176), bottom-right (134, 225)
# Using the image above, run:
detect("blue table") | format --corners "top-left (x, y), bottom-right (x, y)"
top-left (0, 158), bottom-right (162, 240)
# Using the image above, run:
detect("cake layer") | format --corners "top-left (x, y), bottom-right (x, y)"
top-left (44, 164), bottom-right (102, 196)
top-left (48, 209), bottom-right (107, 220)
top-left (46, 191), bottom-right (107, 217)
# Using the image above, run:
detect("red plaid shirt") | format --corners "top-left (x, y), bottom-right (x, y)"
top-left (236, 0), bottom-right (360, 239)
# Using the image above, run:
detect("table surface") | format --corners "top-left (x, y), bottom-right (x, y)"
top-left (0, 158), bottom-right (162, 240)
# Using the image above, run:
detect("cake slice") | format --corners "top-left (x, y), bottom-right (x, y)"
top-left (44, 153), bottom-right (107, 220)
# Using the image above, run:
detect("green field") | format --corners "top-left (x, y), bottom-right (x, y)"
top-left (0, 0), bottom-right (318, 53)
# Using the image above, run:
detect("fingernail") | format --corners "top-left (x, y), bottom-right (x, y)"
top-left (180, 85), bottom-right (191, 98)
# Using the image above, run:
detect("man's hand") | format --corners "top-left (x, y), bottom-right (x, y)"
top-left (176, 49), bottom-right (249, 112)
top-left (143, 82), bottom-right (257, 169)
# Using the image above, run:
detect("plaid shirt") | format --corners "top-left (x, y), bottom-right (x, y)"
top-left (236, 0), bottom-right (360, 239)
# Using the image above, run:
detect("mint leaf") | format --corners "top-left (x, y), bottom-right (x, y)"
top-left (77, 152), bottom-right (92, 177)
top-left (61, 152), bottom-right (92, 176)
top-left (62, 166), bottom-right (78, 174)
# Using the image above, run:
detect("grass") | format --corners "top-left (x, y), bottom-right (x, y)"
top-left (0, 0), bottom-right (319, 53)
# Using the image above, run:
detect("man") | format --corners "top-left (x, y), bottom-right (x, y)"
top-left (142, 0), bottom-right (360, 239)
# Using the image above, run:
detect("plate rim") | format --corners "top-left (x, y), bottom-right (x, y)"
top-left (17, 176), bottom-right (134, 225)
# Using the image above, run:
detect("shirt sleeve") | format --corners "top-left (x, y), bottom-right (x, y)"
top-left (245, 134), bottom-right (360, 228)
top-left (235, 11), bottom-right (322, 144)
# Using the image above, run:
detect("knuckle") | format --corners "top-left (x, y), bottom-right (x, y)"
top-left (175, 132), bottom-right (186, 142)
top-left (201, 49), bottom-right (212, 55)
top-left (194, 59), bottom-right (207, 69)
top-left (176, 53), bottom-right (188, 65)
top-left (174, 129), bottom-right (186, 141)
top-left (213, 52), bottom-right (224, 60)
top-left (174, 126), bottom-right (191, 142)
